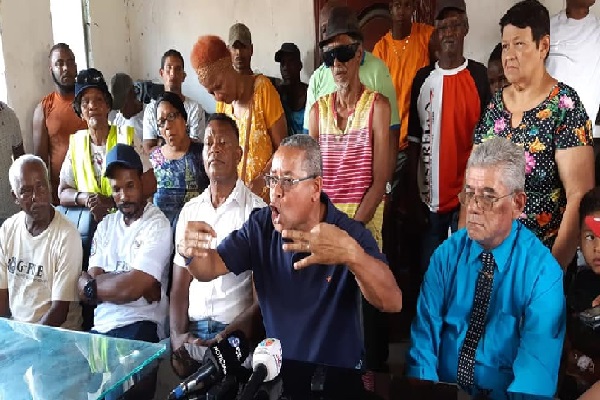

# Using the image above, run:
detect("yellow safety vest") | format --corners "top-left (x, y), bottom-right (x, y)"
top-left (70, 125), bottom-right (134, 196)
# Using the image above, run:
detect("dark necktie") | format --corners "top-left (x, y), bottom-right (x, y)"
top-left (456, 251), bottom-right (496, 388)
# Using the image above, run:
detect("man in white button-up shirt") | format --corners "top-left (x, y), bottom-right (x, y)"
top-left (170, 113), bottom-right (265, 377)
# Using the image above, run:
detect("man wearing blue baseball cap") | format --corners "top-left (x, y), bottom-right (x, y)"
top-left (78, 143), bottom-right (171, 399)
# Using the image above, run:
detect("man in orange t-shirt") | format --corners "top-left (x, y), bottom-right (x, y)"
top-left (33, 43), bottom-right (87, 205)
top-left (373, 0), bottom-right (434, 153)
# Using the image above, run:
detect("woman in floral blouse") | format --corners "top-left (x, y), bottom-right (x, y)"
top-left (150, 92), bottom-right (209, 227)
top-left (474, 0), bottom-right (594, 268)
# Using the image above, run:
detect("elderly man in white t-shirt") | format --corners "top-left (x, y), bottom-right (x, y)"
top-left (0, 155), bottom-right (82, 330)
top-left (170, 113), bottom-right (265, 377)
top-left (77, 143), bottom-right (171, 398)
top-left (547, 0), bottom-right (600, 142)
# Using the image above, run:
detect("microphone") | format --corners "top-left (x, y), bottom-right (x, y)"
top-left (239, 338), bottom-right (282, 400)
top-left (252, 376), bottom-right (283, 400)
top-left (168, 331), bottom-right (250, 400)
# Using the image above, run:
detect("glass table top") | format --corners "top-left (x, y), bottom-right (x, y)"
top-left (0, 318), bottom-right (166, 400)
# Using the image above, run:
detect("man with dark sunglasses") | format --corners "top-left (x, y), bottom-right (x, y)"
top-left (308, 6), bottom-right (397, 395)
top-left (407, 0), bottom-right (491, 276)
top-left (304, 5), bottom-right (399, 180)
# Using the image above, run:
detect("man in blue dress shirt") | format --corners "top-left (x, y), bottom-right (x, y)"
top-left (406, 137), bottom-right (566, 399)
top-left (178, 134), bottom-right (402, 372)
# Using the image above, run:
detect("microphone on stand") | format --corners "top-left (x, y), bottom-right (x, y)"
top-left (167, 331), bottom-right (249, 400)
top-left (239, 338), bottom-right (282, 400)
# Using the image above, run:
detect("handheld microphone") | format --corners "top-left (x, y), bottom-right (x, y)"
top-left (168, 331), bottom-right (250, 400)
top-left (239, 338), bottom-right (282, 400)
top-left (252, 376), bottom-right (284, 400)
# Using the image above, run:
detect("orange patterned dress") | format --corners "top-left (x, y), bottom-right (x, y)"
top-left (216, 75), bottom-right (284, 201)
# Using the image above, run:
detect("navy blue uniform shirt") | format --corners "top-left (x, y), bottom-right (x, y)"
top-left (217, 193), bottom-right (387, 369)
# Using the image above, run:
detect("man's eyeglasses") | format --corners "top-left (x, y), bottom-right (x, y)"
top-left (322, 43), bottom-right (360, 67)
top-left (458, 190), bottom-right (514, 211)
top-left (18, 185), bottom-right (49, 201)
top-left (157, 112), bottom-right (181, 128)
top-left (264, 175), bottom-right (317, 191)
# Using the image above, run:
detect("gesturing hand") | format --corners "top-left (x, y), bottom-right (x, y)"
top-left (281, 223), bottom-right (359, 269)
top-left (178, 221), bottom-right (217, 259)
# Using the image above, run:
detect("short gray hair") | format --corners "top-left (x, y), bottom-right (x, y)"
top-left (467, 137), bottom-right (526, 192)
top-left (279, 135), bottom-right (323, 176)
top-left (8, 154), bottom-right (49, 194)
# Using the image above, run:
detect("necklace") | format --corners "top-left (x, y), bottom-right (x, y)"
top-left (391, 35), bottom-right (410, 59)
top-left (332, 86), bottom-right (364, 140)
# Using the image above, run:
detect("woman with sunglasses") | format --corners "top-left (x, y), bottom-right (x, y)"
top-left (58, 68), bottom-right (152, 223)
top-left (149, 92), bottom-right (209, 227)
top-left (190, 35), bottom-right (287, 202)
top-left (308, 28), bottom-right (391, 251)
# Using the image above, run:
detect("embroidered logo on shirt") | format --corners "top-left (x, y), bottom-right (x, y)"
top-left (326, 276), bottom-right (332, 283)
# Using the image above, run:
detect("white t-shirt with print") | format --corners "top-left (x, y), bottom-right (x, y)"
top-left (174, 180), bottom-right (266, 324)
top-left (89, 203), bottom-right (172, 335)
top-left (142, 97), bottom-right (206, 142)
top-left (547, 11), bottom-right (600, 137)
top-left (0, 210), bottom-right (82, 330)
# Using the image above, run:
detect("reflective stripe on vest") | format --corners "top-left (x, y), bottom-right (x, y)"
top-left (70, 125), bottom-right (134, 196)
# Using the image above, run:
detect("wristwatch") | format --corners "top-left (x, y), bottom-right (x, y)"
top-left (83, 278), bottom-right (97, 302)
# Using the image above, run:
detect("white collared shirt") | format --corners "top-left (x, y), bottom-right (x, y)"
top-left (547, 10), bottom-right (600, 137)
top-left (174, 180), bottom-right (266, 324)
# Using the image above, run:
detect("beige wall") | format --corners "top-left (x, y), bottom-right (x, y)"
top-left (85, 0), bottom-right (131, 82)
top-left (126, 0), bottom-right (316, 113)
top-left (0, 0), bottom-right (54, 152)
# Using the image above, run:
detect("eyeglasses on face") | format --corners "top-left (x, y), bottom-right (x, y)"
top-left (18, 184), bottom-right (49, 201)
top-left (458, 190), bottom-right (514, 211)
top-left (322, 43), bottom-right (360, 67)
top-left (263, 174), bottom-right (317, 191)
top-left (157, 111), bottom-right (181, 128)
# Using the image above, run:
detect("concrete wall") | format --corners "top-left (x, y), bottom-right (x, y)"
top-left (0, 0), bottom-right (55, 152)
top-left (85, 0), bottom-right (131, 82)
top-left (126, 0), bottom-right (317, 113)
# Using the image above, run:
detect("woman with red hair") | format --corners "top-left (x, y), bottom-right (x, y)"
top-left (191, 35), bottom-right (287, 201)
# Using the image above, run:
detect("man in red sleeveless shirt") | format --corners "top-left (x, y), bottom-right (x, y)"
top-left (33, 43), bottom-right (87, 205)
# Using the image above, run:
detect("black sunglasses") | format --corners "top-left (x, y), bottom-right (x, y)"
top-left (322, 43), bottom-right (360, 67)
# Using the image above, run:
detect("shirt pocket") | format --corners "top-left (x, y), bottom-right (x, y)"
top-left (481, 311), bottom-right (520, 369)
